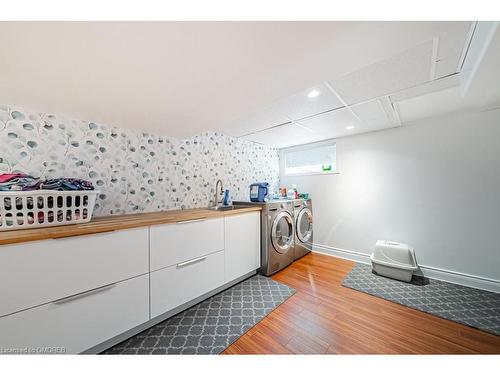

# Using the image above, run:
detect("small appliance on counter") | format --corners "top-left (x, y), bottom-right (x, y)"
top-left (249, 182), bottom-right (269, 202)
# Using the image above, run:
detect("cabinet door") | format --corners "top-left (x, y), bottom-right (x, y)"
top-left (0, 274), bottom-right (149, 354)
top-left (224, 212), bottom-right (260, 282)
top-left (0, 227), bottom-right (149, 317)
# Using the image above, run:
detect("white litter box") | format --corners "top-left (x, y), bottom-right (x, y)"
top-left (370, 240), bottom-right (418, 282)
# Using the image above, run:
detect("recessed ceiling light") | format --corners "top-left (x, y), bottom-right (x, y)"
top-left (307, 89), bottom-right (320, 98)
top-left (345, 125), bottom-right (355, 130)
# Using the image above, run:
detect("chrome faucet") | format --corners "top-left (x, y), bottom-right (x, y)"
top-left (213, 179), bottom-right (224, 207)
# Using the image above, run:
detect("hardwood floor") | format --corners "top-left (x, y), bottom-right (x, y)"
top-left (223, 253), bottom-right (500, 354)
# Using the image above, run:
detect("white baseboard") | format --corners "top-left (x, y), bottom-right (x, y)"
top-left (313, 244), bottom-right (371, 265)
top-left (312, 243), bottom-right (500, 293)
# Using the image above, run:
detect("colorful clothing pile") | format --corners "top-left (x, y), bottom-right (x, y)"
top-left (40, 178), bottom-right (94, 191)
top-left (0, 174), bottom-right (94, 192)
top-left (0, 173), bottom-right (41, 191)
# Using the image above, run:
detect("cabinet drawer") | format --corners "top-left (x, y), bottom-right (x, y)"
top-left (0, 274), bottom-right (149, 354)
top-left (0, 227), bottom-right (149, 317)
top-left (150, 250), bottom-right (225, 318)
top-left (150, 217), bottom-right (224, 271)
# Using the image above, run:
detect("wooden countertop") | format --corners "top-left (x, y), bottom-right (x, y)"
top-left (0, 206), bottom-right (261, 246)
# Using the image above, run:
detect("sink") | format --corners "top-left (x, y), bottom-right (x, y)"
top-left (208, 205), bottom-right (245, 211)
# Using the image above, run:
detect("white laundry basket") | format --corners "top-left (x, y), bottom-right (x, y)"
top-left (371, 240), bottom-right (418, 282)
top-left (0, 190), bottom-right (99, 231)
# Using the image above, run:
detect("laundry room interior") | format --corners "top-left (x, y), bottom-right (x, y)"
top-left (0, 3), bottom-right (500, 370)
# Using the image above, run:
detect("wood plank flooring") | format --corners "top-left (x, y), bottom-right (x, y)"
top-left (223, 253), bottom-right (500, 354)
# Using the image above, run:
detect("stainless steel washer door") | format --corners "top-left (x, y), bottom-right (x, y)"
top-left (296, 207), bottom-right (313, 243)
top-left (271, 211), bottom-right (294, 254)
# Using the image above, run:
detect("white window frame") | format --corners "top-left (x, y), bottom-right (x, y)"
top-left (280, 140), bottom-right (339, 177)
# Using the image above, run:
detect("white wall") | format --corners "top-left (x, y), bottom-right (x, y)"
top-left (282, 109), bottom-right (500, 291)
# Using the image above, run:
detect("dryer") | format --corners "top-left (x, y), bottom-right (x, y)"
top-left (294, 199), bottom-right (313, 260)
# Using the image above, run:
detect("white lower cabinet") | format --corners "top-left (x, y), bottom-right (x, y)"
top-left (0, 274), bottom-right (149, 354)
top-left (224, 212), bottom-right (260, 282)
top-left (150, 250), bottom-right (225, 318)
top-left (0, 211), bottom-right (261, 353)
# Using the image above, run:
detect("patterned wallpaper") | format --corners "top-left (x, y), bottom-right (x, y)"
top-left (0, 105), bottom-right (279, 216)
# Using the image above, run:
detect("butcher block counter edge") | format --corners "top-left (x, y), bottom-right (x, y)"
top-left (0, 206), bottom-right (262, 246)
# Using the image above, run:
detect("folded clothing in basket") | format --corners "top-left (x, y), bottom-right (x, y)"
top-left (0, 173), bottom-right (42, 191)
top-left (40, 178), bottom-right (94, 191)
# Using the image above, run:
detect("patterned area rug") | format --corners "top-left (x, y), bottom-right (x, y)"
top-left (342, 263), bottom-right (500, 336)
top-left (103, 275), bottom-right (295, 354)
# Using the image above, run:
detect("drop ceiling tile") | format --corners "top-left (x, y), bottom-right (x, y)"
top-left (436, 22), bottom-right (472, 61)
top-left (270, 83), bottom-right (344, 121)
top-left (301, 105), bottom-right (398, 140)
top-left (395, 86), bottom-right (469, 124)
top-left (350, 99), bottom-right (392, 127)
top-left (432, 24), bottom-right (471, 79)
top-left (227, 108), bottom-right (291, 137)
top-left (296, 107), bottom-right (380, 140)
top-left (389, 74), bottom-right (460, 102)
top-left (329, 41), bottom-right (433, 105)
top-left (243, 105), bottom-right (400, 148)
top-left (241, 122), bottom-right (326, 148)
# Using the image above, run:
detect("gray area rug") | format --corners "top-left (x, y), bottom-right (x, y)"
top-left (342, 263), bottom-right (500, 336)
top-left (103, 275), bottom-right (295, 354)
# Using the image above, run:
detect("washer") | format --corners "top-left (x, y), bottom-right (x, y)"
top-left (293, 198), bottom-right (313, 260)
top-left (234, 199), bottom-right (295, 276)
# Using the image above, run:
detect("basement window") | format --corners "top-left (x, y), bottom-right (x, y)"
top-left (282, 141), bottom-right (337, 176)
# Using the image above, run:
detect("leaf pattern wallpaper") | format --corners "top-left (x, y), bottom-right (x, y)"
top-left (0, 105), bottom-right (280, 216)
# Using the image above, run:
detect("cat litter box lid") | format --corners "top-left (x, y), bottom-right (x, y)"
top-left (371, 240), bottom-right (418, 271)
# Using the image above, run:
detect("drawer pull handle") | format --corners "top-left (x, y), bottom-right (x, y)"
top-left (176, 218), bottom-right (207, 224)
top-left (177, 256), bottom-right (207, 268)
top-left (52, 283), bottom-right (117, 305)
top-left (50, 229), bottom-right (116, 241)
